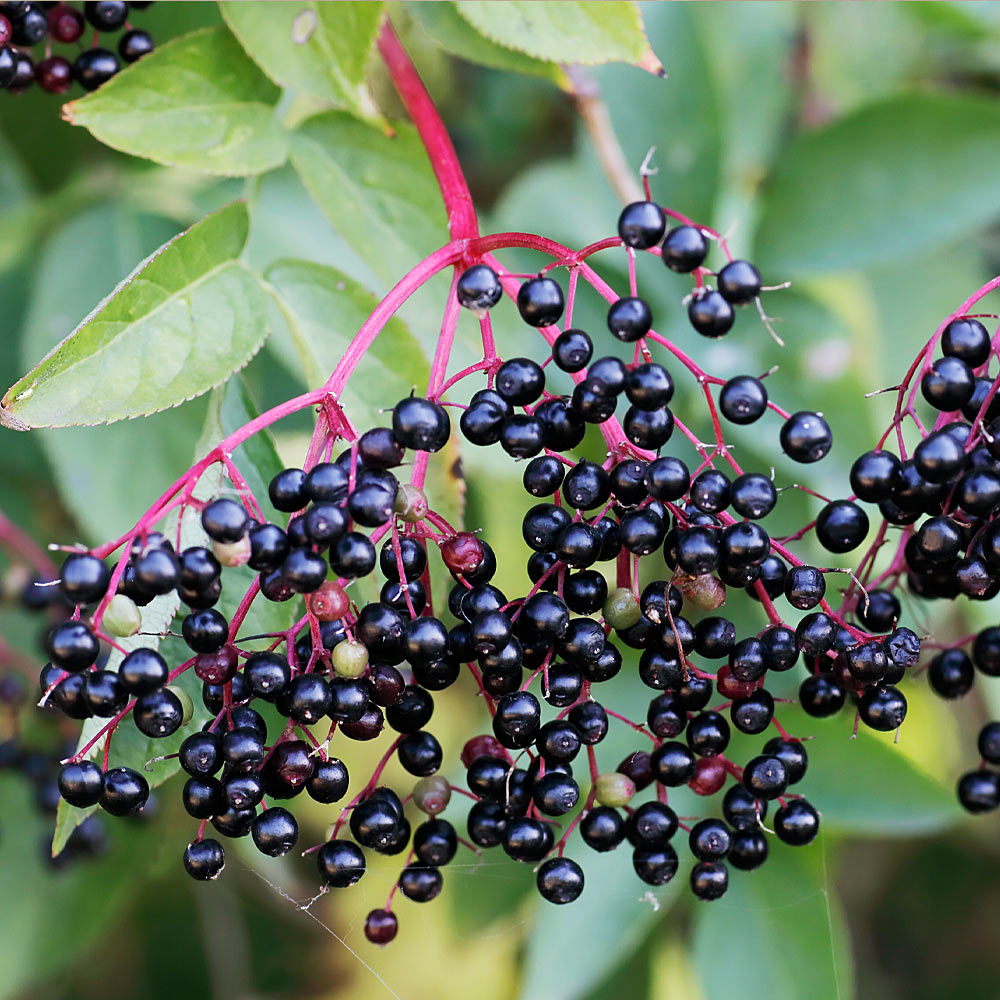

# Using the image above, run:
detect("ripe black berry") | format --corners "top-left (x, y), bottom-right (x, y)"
top-left (662, 226), bottom-right (707, 272)
top-left (688, 289), bottom-right (734, 338)
top-left (517, 276), bottom-right (563, 327)
top-left (536, 857), bottom-right (584, 904)
top-left (456, 264), bottom-right (502, 311)
top-left (618, 200), bottom-right (666, 249)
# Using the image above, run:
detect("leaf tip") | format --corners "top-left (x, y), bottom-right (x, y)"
top-left (60, 99), bottom-right (81, 125)
top-left (638, 47), bottom-right (665, 78)
top-left (0, 399), bottom-right (31, 432)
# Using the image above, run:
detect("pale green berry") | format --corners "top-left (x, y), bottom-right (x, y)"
top-left (603, 587), bottom-right (641, 630)
top-left (412, 775), bottom-right (451, 815)
top-left (593, 772), bottom-right (636, 807)
top-left (212, 536), bottom-right (251, 568)
top-left (103, 594), bottom-right (142, 637)
top-left (394, 484), bottom-right (428, 523)
top-left (166, 684), bottom-right (194, 726)
top-left (332, 640), bottom-right (368, 679)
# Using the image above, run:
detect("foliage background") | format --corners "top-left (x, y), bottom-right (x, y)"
top-left (2, 2), bottom-right (1000, 998)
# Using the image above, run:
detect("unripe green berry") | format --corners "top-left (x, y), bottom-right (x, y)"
top-left (212, 536), bottom-right (251, 568)
top-left (102, 594), bottom-right (142, 637)
top-left (166, 684), bottom-right (194, 726)
top-left (332, 640), bottom-right (368, 678)
top-left (603, 587), bottom-right (641, 630)
top-left (412, 774), bottom-right (451, 814)
top-left (394, 484), bottom-right (428, 523)
top-left (594, 771), bottom-right (636, 807)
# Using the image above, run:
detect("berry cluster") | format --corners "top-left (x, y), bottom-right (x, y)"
top-left (24, 160), bottom-right (1000, 944)
top-left (0, 0), bottom-right (152, 96)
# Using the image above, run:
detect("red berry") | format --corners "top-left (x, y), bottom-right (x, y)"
top-left (49, 4), bottom-right (84, 43)
top-left (716, 664), bottom-right (756, 700)
top-left (0, 15), bottom-right (11, 46)
top-left (617, 750), bottom-right (654, 791)
top-left (364, 908), bottom-right (398, 946)
top-left (440, 532), bottom-right (485, 575)
top-left (689, 756), bottom-right (727, 796)
top-left (461, 734), bottom-right (505, 768)
top-left (307, 580), bottom-right (350, 622)
top-left (193, 645), bottom-right (238, 685)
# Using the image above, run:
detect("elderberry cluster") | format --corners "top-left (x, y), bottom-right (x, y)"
top-left (34, 187), bottom-right (1000, 946)
top-left (0, 0), bottom-right (153, 95)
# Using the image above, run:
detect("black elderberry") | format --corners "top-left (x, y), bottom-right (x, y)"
top-left (183, 839), bottom-right (225, 881)
top-left (858, 685), bottom-right (907, 731)
top-left (496, 357), bottom-right (545, 406)
top-left (212, 807), bottom-right (256, 839)
top-left (73, 48), bottom-right (118, 90)
top-left (269, 468), bottom-right (307, 511)
top-left (385, 685), bottom-right (434, 734)
top-left (570, 378), bottom-right (617, 424)
top-left (662, 225), bottom-right (708, 272)
top-left (316, 839), bottom-right (366, 887)
top-left (850, 449), bottom-right (900, 501)
top-left (686, 711), bottom-right (730, 757)
top-left (799, 673), bottom-right (845, 718)
top-left (517, 276), bottom-right (564, 327)
top-left (178, 732), bottom-right (221, 777)
top-left (251, 807), bottom-right (298, 857)
top-left (689, 818), bottom-right (732, 861)
top-left (690, 861), bottom-right (728, 901)
top-left (201, 498), bottom-right (249, 543)
top-left (623, 404), bottom-right (674, 448)
top-left (522, 455), bottom-right (564, 497)
top-left (307, 758), bottom-right (349, 803)
top-left (499, 414), bottom-right (544, 458)
top-left (815, 499), bottom-right (869, 553)
top-left (774, 799), bottom-right (820, 845)
top-left (645, 456), bottom-right (690, 501)
top-left (913, 430), bottom-right (965, 484)
top-left (717, 259), bottom-right (762, 304)
top-left (920, 356), bottom-right (975, 411)
top-left (979, 722), bottom-right (1000, 763)
top-left (780, 411), bottom-right (832, 463)
top-left (564, 570), bottom-right (608, 614)
top-left (942, 317), bottom-right (991, 367)
top-left (58, 761), bottom-right (104, 807)
top-left (397, 731), bottom-right (443, 777)
top-left (99, 766), bottom-right (149, 816)
top-left (522, 503), bottom-right (572, 550)
top-left (580, 806), bottom-right (626, 851)
top-left (618, 200), bottom-right (666, 248)
top-left (723, 785), bottom-right (766, 829)
top-left (607, 296), bottom-right (653, 342)
top-left (743, 754), bottom-right (787, 800)
top-left (730, 472), bottom-right (777, 519)
top-left (456, 264), bottom-right (502, 311)
top-left (731, 690), bottom-right (774, 734)
top-left (503, 816), bottom-right (554, 862)
top-left (688, 289), bottom-right (734, 338)
top-left (84, 1), bottom-right (127, 30)
top-left (392, 396), bottom-right (450, 452)
top-left (46, 621), bottom-right (100, 672)
top-left (60, 553), bottom-right (111, 605)
top-left (784, 565), bottom-right (826, 610)
top-left (182, 777), bottom-right (223, 819)
top-left (552, 328), bottom-right (593, 372)
top-left (119, 28), bottom-right (154, 62)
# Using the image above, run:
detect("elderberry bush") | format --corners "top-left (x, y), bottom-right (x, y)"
top-left (0, 0), bottom-right (153, 95)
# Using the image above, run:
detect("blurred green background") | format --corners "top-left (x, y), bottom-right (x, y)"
top-left (3, 2), bottom-right (1000, 998)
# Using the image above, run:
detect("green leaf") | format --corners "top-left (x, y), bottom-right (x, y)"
top-left (263, 257), bottom-right (430, 428)
top-left (400, 2), bottom-right (567, 82)
top-left (220, 1), bottom-right (383, 112)
top-left (692, 844), bottom-right (854, 1000)
top-left (0, 778), bottom-right (149, 1000)
top-left (784, 709), bottom-right (963, 836)
top-left (63, 26), bottom-right (288, 176)
top-left (18, 203), bottom-right (209, 542)
top-left (289, 111), bottom-right (447, 284)
top-left (520, 847), bottom-right (680, 1000)
top-left (755, 94), bottom-right (1000, 276)
top-left (2, 201), bottom-right (269, 429)
top-left (454, 1), bottom-right (657, 68)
